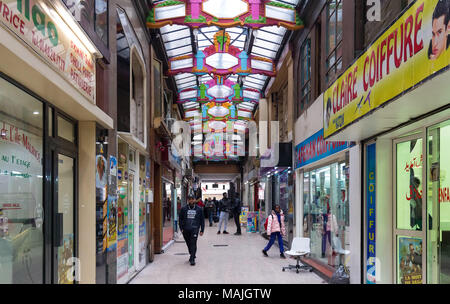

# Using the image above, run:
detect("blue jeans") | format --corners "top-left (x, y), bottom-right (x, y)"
top-left (264, 232), bottom-right (284, 253)
top-left (208, 208), bottom-right (213, 225)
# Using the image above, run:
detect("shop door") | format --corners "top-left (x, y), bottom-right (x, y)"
top-left (53, 152), bottom-right (76, 284)
top-left (127, 149), bottom-right (136, 275)
top-left (427, 120), bottom-right (450, 283)
top-left (394, 134), bottom-right (426, 284)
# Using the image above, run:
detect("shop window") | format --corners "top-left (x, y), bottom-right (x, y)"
top-left (302, 161), bottom-right (350, 271)
top-left (57, 116), bottom-right (75, 143)
top-left (396, 138), bottom-right (423, 231)
top-left (298, 38), bottom-right (311, 116)
top-left (427, 120), bottom-right (450, 283)
top-left (95, 0), bottom-right (109, 47)
top-left (0, 77), bottom-right (44, 283)
top-left (325, 0), bottom-right (343, 83)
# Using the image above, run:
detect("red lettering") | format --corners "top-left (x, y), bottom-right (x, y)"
top-left (414, 3), bottom-right (424, 55)
top-left (12, 14), bottom-right (19, 28)
top-left (380, 38), bottom-right (387, 80)
top-left (352, 66), bottom-right (358, 99)
top-left (363, 55), bottom-right (370, 91)
top-left (370, 51), bottom-right (376, 87)
top-left (394, 25), bottom-right (404, 68)
top-left (376, 44), bottom-right (380, 82)
top-left (346, 72), bottom-right (353, 106)
top-left (404, 15), bottom-right (414, 61)
top-left (3, 3), bottom-right (9, 21)
top-left (386, 32), bottom-right (395, 75)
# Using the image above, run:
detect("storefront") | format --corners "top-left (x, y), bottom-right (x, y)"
top-left (321, 0), bottom-right (450, 284)
top-left (162, 166), bottom-right (174, 248)
top-left (0, 0), bottom-right (113, 284)
top-left (116, 138), bottom-right (149, 283)
top-left (295, 129), bottom-right (353, 272)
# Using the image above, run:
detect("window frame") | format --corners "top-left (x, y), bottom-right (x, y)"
top-left (325, 0), bottom-right (343, 83)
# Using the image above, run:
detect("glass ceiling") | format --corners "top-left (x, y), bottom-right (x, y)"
top-left (151, 0), bottom-right (300, 161)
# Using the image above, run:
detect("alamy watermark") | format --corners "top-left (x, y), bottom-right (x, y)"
top-left (367, 0), bottom-right (381, 22)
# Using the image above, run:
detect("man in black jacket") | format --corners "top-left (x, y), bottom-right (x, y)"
top-left (179, 195), bottom-right (205, 266)
top-left (232, 192), bottom-right (242, 235)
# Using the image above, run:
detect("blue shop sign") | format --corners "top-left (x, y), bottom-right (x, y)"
top-left (295, 129), bottom-right (353, 169)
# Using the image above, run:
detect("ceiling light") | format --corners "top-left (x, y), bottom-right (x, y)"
top-left (33, 111), bottom-right (40, 115)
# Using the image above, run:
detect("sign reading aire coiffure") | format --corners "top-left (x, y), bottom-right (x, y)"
top-left (0, 0), bottom-right (95, 102)
top-left (324, 0), bottom-right (450, 139)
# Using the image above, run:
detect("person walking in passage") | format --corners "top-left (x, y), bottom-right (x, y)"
top-left (205, 198), bottom-right (215, 227)
top-left (232, 192), bottom-right (242, 235)
top-left (217, 192), bottom-right (232, 234)
top-left (179, 195), bottom-right (205, 266)
top-left (262, 205), bottom-right (286, 259)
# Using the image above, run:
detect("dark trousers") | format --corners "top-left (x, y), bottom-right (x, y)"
top-left (322, 231), bottom-right (331, 255)
top-left (264, 232), bottom-right (284, 253)
top-left (208, 208), bottom-right (213, 225)
top-left (233, 211), bottom-right (241, 233)
top-left (182, 229), bottom-right (198, 260)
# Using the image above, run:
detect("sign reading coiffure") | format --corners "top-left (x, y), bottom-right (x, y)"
top-left (324, 0), bottom-right (450, 138)
top-left (0, 0), bottom-right (95, 102)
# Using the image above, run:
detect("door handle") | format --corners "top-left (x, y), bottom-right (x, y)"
top-left (55, 213), bottom-right (64, 247)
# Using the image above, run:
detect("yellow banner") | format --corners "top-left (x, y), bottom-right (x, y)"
top-left (324, 0), bottom-right (450, 138)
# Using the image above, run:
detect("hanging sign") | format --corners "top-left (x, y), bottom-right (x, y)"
top-left (0, 0), bottom-right (96, 102)
top-left (324, 0), bottom-right (450, 139)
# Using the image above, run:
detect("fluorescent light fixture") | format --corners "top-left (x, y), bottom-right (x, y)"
top-left (33, 111), bottom-right (40, 115)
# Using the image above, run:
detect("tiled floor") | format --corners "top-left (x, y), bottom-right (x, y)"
top-left (130, 220), bottom-right (326, 284)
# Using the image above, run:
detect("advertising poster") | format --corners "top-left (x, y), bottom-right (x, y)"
top-left (398, 236), bottom-right (423, 284)
top-left (324, 0), bottom-right (450, 139)
top-left (240, 207), bottom-right (249, 225)
top-left (107, 195), bottom-right (117, 252)
top-left (247, 211), bottom-right (259, 233)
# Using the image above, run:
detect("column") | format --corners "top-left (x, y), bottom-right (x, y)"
top-left (78, 121), bottom-right (96, 284)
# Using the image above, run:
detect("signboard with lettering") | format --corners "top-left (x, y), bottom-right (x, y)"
top-left (0, 0), bottom-right (96, 102)
top-left (366, 143), bottom-right (376, 284)
top-left (295, 129), bottom-right (353, 169)
top-left (324, 0), bottom-right (450, 139)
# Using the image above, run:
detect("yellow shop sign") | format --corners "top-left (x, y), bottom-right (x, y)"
top-left (0, 0), bottom-right (96, 103)
top-left (324, 0), bottom-right (450, 138)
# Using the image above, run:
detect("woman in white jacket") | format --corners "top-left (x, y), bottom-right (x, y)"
top-left (262, 205), bottom-right (287, 259)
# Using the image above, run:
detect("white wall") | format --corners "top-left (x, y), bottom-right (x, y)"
top-left (294, 94), bottom-right (324, 147)
top-left (375, 139), bottom-right (394, 284)
top-left (349, 145), bottom-right (362, 284)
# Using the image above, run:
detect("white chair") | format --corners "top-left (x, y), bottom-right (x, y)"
top-left (282, 237), bottom-right (314, 273)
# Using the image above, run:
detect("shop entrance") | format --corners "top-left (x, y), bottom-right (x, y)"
top-left (46, 108), bottom-right (78, 284)
top-left (162, 180), bottom-right (174, 246)
top-left (394, 134), bottom-right (425, 284)
top-left (393, 119), bottom-right (450, 284)
top-left (427, 120), bottom-right (450, 284)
